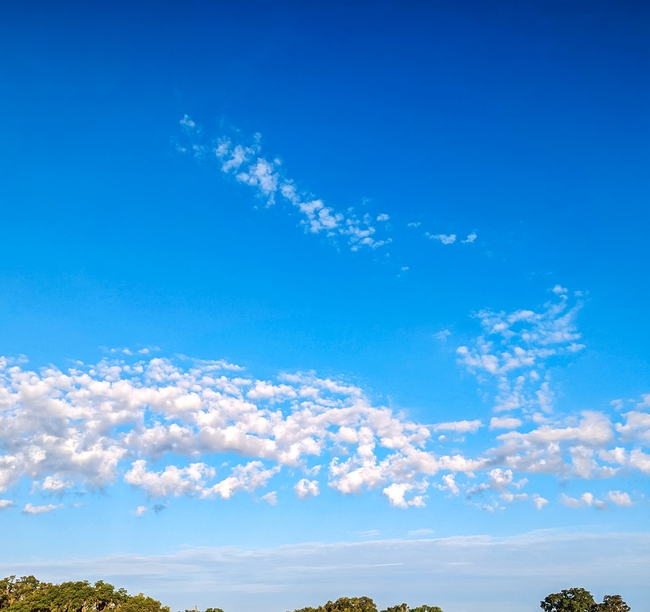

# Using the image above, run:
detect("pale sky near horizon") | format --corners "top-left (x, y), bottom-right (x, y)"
top-left (0, 1), bottom-right (649, 611)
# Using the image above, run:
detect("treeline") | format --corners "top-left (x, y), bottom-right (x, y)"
top-left (292, 597), bottom-right (441, 612)
top-left (0, 577), bottom-right (631, 612)
top-left (0, 576), bottom-right (169, 612)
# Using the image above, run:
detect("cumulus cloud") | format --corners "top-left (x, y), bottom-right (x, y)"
top-left (433, 420), bottom-right (482, 434)
top-left (457, 291), bottom-right (585, 416)
top-left (383, 483), bottom-right (426, 509)
top-left (426, 233), bottom-right (456, 245)
top-left (0, 349), bottom-right (645, 512)
top-left (0, 500), bottom-right (13, 510)
top-left (294, 478), bottom-right (319, 499)
top-left (261, 491), bottom-right (278, 506)
top-left (489, 416), bottom-right (522, 430)
top-left (124, 461), bottom-right (216, 498)
top-left (607, 490), bottom-right (632, 506)
top-left (23, 503), bottom-right (62, 515)
top-left (560, 490), bottom-right (631, 510)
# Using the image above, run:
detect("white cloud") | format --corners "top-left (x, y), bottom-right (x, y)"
top-left (0, 351), bottom-right (646, 513)
top-left (426, 233), bottom-right (456, 245)
top-left (457, 291), bottom-right (584, 416)
top-left (560, 492), bottom-right (594, 508)
top-left (180, 122), bottom-right (390, 251)
top-left (434, 329), bottom-right (451, 341)
top-left (124, 460), bottom-right (216, 498)
top-left (607, 490), bottom-right (632, 507)
top-left (382, 483), bottom-right (426, 509)
top-left (202, 462), bottom-right (280, 500)
top-left (407, 528), bottom-right (434, 536)
top-left (407, 222), bottom-right (421, 228)
top-left (616, 409), bottom-right (650, 444)
top-left (433, 420), bottom-right (482, 434)
top-left (489, 417), bottom-right (522, 430)
top-left (40, 476), bottom-right (74, 493)
top-left (462, 232), bottom-right (477, 244)
top-left (180, 114), bottom-right (196, 131)
top-left (532, 494), bottom-right (548, 510)
top-left (23, 503), bottom-right (62, 515)
top-left (261, 491), bottom-right (278, 506)
top-left (294, 478), bottom-right (319, 499)
top-left (438, 473), bottom-right (459, 496)
top-left (560, 490), bottom-right (630, 510)
top-left (0, 499), bottom-right (13, 510)
top-left (135, 505), bottom-right (147, 517)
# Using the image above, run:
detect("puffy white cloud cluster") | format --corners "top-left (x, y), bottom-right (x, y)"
top-left (179, 117), bottom-right (390, 251)
top-left (0, 349), bottom-right (646, 513)
top-left (560, 489), bottom-right (632, 510)
top-left (457, 288), bottom-right (585, 417)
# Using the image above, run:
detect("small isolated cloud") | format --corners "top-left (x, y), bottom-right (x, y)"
top-left (294, 478), bottom-right (319, 499)
top-left (489, 416), bottom-right (523, 430)
top-left (427, 233), bottom-right (456, 245)
top-left (434, 329), bottom-right (451, 341)
top-left (407, 222), bottom-right (421, 228)
top-left (560, 492), bottom-right (607, 510)
top-left (23, 503), bottom-right (61, 515)
top-left (408, 528), bottom-right (434, 537)
top-left (0, 500), bottom-right (14, 510)
top-left (261, 491), bottom-right (278, 506)
top-left (433, 419), bottom-right (482, 434)
top-left (180, 114), bottom-right (196, 131)
top-left (355, 529), bottom-right (380, 538)
top-left (552, 285), bottom-right (568, 295)
top-left (376, 214), bottom-right (390, 222)
top-left (532, 494), bottom-right (549, 510)
top-left (462, 232), bottom-right (477, 244)
top-left (607, 490), bottom-right (632, 507)
top-left (135, 506), bottom-right (147, 517)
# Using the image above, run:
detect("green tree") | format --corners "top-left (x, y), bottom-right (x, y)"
top-left (380, 605), bottom-right (442, 612)
top-left (0, 577), bottom-right (169, 612)
top-left (541, 589), bottom-right (597, 612)
top-left (294, 597), bottom-right (378, 612)
top-left (595, 595), bottom-right (630, 612)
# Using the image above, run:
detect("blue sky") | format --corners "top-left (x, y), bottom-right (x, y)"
top-left (0, 1), bottom-right (649, 610)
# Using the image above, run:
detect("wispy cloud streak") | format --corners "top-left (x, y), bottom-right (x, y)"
top-left (178, 117), bottom-right (390, 251)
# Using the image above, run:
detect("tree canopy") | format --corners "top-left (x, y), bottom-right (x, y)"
top-left (540, 588), bottom-right (630, 612)
top-left (291, 597), bottom-right (442, 612)
top-left (0, 576), bottom-right (169, 612)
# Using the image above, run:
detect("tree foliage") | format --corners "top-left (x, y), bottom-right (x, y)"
top-left (0, 577), bottom-right (169, 612)
top-left (541, 588), bottom-right (630, 612)
top-left (292, 597), bottom-right (442, 612)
